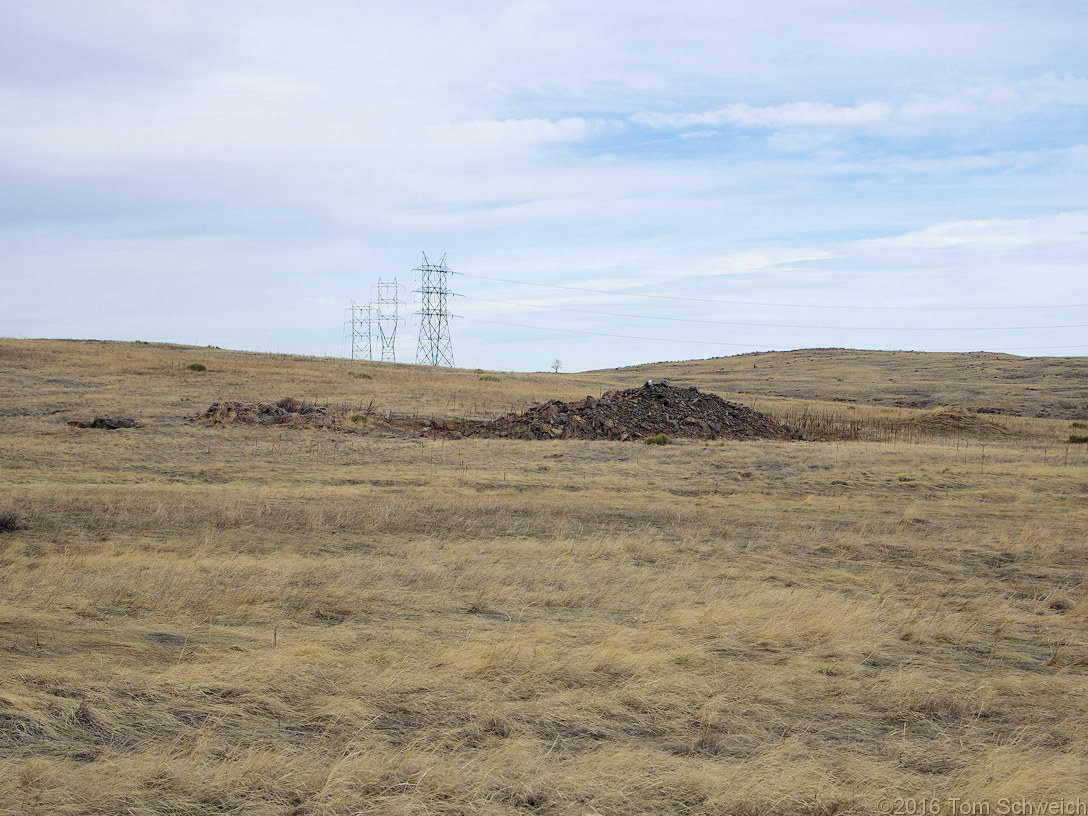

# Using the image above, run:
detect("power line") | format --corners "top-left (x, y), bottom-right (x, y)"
top-left (465, 294), bottom-right (1088, 332)
top-left (460, 272), bottom-right (1088, 311)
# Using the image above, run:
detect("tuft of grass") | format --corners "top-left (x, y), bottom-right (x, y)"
top-left (186, 363), bottom-right (207, 371)
top-left (1069, 434), bottom-right (1088, 444)
top-left (351, 371), bottom-right (373, 379)
top-left (1072, 422), bottom-right (1088, 429)
top-left (478, 375), bottom-right (502, 382)
top-left (644, 433), bottom-right (673, 445)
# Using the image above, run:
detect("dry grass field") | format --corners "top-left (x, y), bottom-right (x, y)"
top-left (2, 338), bottom-right (1087, 815)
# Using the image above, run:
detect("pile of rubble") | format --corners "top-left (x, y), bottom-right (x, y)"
top-left (422, 381), bottom-right (793, 441)
top-left (193, 397), bottom-right (365, 431)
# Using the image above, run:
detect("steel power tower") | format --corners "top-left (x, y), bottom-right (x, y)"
top-left (374, 278), bottom-right (403, 362)
top-left (414, 252), bottom-right (456, 366)
top-left (347, 301), bottom-right (373, 361)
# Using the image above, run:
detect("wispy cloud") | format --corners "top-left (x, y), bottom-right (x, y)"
top-left (434, 116), bottom-right (611, 158)
top-left (631, 75), bottom-right (1088, 134)
top-left (852, 210), bottom-right (1088, 254)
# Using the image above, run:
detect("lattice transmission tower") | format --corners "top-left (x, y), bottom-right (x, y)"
top-left (414, 252), bottom-right (456, 367)
top-left (373, 278), bottom-right (403, 362)
top-left (346, 301), bottom-right (373, 361)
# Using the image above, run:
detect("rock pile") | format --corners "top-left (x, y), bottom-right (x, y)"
top-left (424, 381), bottom-right (793, 441)
top-left (194, 397), bottom-right (365, 431)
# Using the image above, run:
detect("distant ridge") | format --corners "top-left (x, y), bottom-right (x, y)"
top-left (589, 348), bottom-right (1088, 420)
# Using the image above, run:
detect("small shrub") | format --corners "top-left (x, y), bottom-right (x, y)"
top-left (0, 511), bottom-right (22, 533)
top-left (645, 433), bottom-right (673, 446)
top-left (351, 372), bottom-right (373, 380)
top-left (1069, 434), bottom-right (1088, 444)
top-left (478, 375), bottom-right (502, 382)
top-left (1072, 422), bottom-right (1088, 429)
top-left (277, 397), bottom-right (315, 414)
top-left (187, 363), bottom-right (207, 372)
top-left (350, 400), bottom-right (376, 424)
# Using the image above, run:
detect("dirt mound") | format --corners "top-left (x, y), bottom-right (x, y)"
top-left (422, 381), bottom-right (793, 441)
top-left (193, 398), bottom-right (370, 432)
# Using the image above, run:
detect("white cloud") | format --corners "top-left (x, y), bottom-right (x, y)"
top-left (633, 101), bottom-right (892, 130)
top-left (647, 248), bottom-right (838, 283)
top-left (862, 218), bottom-right (1037, 250)
top-left (434, 116), bottom-right (608, 158)
top-left (632, 75), bottom-right (1088, 134)
top-left (855, 211), bottom-right (1088, 252)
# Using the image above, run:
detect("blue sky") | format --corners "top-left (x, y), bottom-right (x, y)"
top-left (2, 1), bottom-right (1087, 371)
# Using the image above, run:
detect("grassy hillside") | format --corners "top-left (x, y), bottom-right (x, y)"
top-left (2, 339), bottom-right (1087, 815)
top-left (593, 348), bottom-right (1088, 420)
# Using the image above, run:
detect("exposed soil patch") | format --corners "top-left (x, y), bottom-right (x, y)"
top-left (412, 381), bottom-right (794, 441)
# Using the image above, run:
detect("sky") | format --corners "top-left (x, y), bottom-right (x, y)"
top-left (2, 1), bottom-right (1087, 372)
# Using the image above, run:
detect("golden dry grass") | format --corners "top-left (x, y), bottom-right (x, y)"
top-left (2, 338), bottom-right (1087, 815)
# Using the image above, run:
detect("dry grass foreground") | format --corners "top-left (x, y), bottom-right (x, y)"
top-left (1, 338), bottom-right (1088, 816)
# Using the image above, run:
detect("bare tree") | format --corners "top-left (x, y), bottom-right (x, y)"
top-left (551, 359), bottom-right (562, 374)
